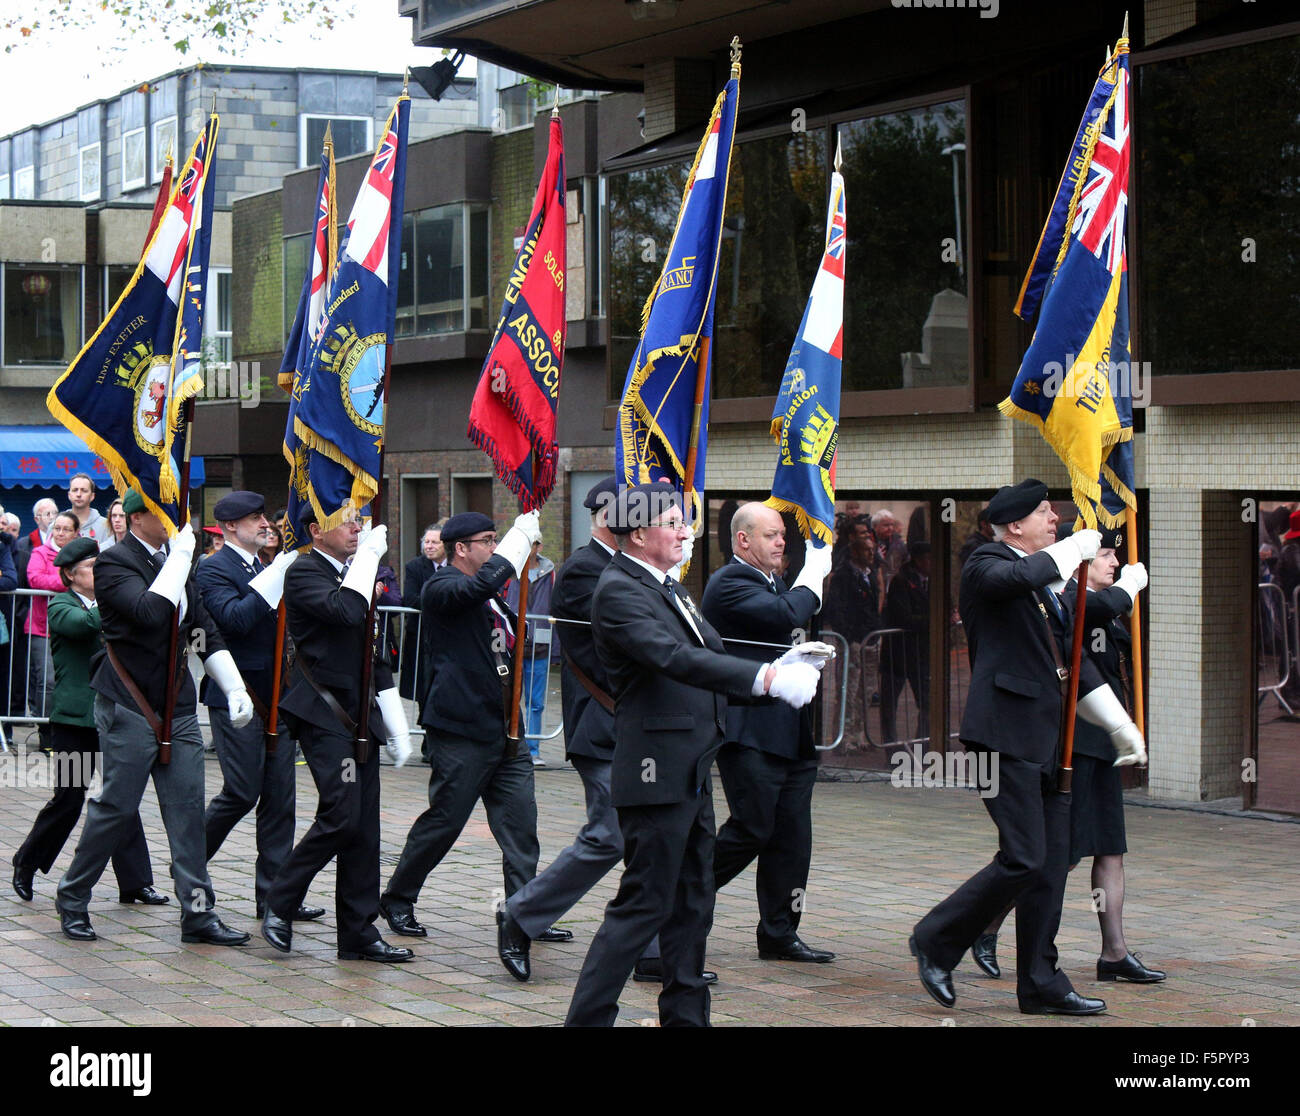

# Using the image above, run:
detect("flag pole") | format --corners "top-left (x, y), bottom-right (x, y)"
top-left (1058, 559), bottom-right (1091, 793)
top-left (507, 451), bottom-right (538, 746)
top-left (158, 394), bottom-right (195, 766)
top-left (353, 341), bottom-right (394, 766)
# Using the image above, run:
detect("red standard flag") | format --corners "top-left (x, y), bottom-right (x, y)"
top-left (468, 114), bottom-right (566, 510)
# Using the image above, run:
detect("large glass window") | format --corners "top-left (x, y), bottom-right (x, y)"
top-left (839, 100), bottom-right (967, 391)
top-left (79, 143), bottom-right (101, 202)
top-left (1139, 35), bottom-right (1300, 375)
top-left (152, 117), bottom-right (177, 183)
top-left (300, 115), bottom-right (372, 167)
top-left (394, 203), bottom-right (491, 336)
top-left (206, 268), bottom-right (232, 367)
top-left (468, 205), bottom-right (489, 329)
top-left (104, 265), bottom-right (135, 321)
top-left (282, 232), bottom-right (310, 345)
top-left (712, 129), bottom-right (827, 398)
top-left (122, 127), bottom-right (147, 192)
top-left (3, 264), bottom-right (82, 365)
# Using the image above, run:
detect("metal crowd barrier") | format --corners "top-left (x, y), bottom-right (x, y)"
top-left (0, 588), bottom-right (58, 754)
top-left (1256, 582), bottom-right (1294, 715)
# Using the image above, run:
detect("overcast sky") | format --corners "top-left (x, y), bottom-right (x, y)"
top-left (0, 5), bottom-right (475, 136)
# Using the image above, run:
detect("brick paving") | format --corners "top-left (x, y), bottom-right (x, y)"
top-left (1, 728), bottom-right (1297, 1028)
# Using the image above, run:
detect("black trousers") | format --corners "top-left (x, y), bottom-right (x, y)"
top-left (566, 792), bottom-right (716, 1028)
top-left (15, 722), bottom-right (152, 891)
top-left (383, 734), bottom-right (539, 910)
top-left (265, 725), bottom-right (380, 951)
top-left (913, 747), bottom-right (1073, 1004)
top-left (713, 744), bottom-right (817, 948)
top-left (204, 706), bottom-right (295, 908)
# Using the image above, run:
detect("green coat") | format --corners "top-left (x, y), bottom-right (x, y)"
top-left (46, 591), bottom-right (102, 728)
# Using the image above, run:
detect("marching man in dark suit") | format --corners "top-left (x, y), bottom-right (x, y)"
top-left (261, 508), bottom-right (413, 962)
top-left (565, 483), bottom-right (829, 1028)
top-left (196, 491), bottom-right (323, 924)
top-left (380, 509), bottom-right (551, 942)
top-left (12, 537), bottom-right (162, 905)
top-left (496, 476), bottom-right (668, 982)
top-left (700, 502), bottom-right (836, 964)
top-left (55, 490), bottom-right (254, 946)
top-left (909, 479), bottom-right (1145, 1016)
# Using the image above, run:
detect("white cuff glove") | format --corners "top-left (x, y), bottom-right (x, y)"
top-left (376, 686), bottom-right (412, 768)
top-left (1077, 682), bottom-right (1146, 766)
top-left (1041, 529), bottom-right (1101, 581)
top-left (767, 661), bottom-right (821, 709)
top-left (666, 533), bottom-right (695, 583)
top-left (775, 641), bottom-right (836, 670)
top-left (249, 549), bottom-right (298, 609)
top-left (1113, 562), bottom-right (1148, 611)
top-left (342, 527), bottom-right (385, 601)
top-left (496, 511), bottom-right (540, 577)
top-left (792, 540), bottom-right (833, 606)
top-left (204, 648), bottom-right (254, 728)
top-left (147, 523), bottom-right (195, 607)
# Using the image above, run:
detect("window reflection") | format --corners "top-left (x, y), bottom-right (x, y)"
top-left (3, 265), bottom-right (81, 365)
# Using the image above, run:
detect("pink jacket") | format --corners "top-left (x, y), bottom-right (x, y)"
top-left (24, 543), bottom-right (64, 637)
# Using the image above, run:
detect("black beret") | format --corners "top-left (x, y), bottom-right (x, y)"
top-left (607, 482), bottom-right (681, 535)
top-left (985, 479), bottom-right (1049, 525)
top-left (213, 490), bottom-right (266, 522)
top-left (54, 537), bottom-right (99, 567)
top-left (582, 475), bottom-right (620, 512)
top-left (122, 490), bottom-right (147, 516)
top-left (440, 511), bottom-right (496, 544)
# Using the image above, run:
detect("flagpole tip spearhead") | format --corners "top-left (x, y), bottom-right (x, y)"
top-left (403, 67), bottom-right (410, 93)
top-left (730, 35), bottom-right (742, 76)
top-left (552, 83), bottom-right (561, 117)
top-left (1122, 11), bottom-right (1129, 39)
top-left (834, 132), bottom-right (843, 173)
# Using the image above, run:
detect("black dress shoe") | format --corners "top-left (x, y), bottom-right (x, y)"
top-left (758, 937), bottom-right (835, 963)
top-left (118, 885), bottom-right (170, 905)
top-left (632, 958), bottom-right (718, 984)
top-left (378, 897), bottom-right (427, 938)
top-left (261, 911), bottom-right (292, 953)
top-left (182, 919), bottom-right (251, 946)
top-left (1097, 952), bottom-right (1166, 983)
top-left (497, 909), bottom-right (531, 982)
top-left (12, 864), bottom-right (34, 902)
top-left (257, 902), bottom-right (326, 922)
top-left (909, 933), bottom-right (955, 1008)
top-left (338, 938), bottom-right (413, 963)
top-left (536, 925), bottom-right (573, 943)
top-left (56, 903), bottom-right (96, 942)
top-left (1020, 991), bottom-right (1107, 1016)
top-left (970, 932), bottom-right (1001, 979)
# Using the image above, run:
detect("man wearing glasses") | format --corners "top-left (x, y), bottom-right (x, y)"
top-left (379, 509), bottom-right (556, 945)
top-left (565, 483), bottom-right (829, 1027)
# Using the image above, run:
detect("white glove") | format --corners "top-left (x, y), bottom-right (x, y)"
top-left (666, 531), bottom-right (695, 583)
top-left (1113, 562), bottom-right (1148, 610)
top-left (1041, 529), bottom-right (1101, 580)
top-left (376, 686), bottom-right (412, 768)
top-left (342, 524), bottom-right (386, 601)
top-left (147, 523), bottom-right (196, 607)
top-left (1077, 682), bottom-right (1145, 766)
top-left (204, 648), bottom-right (254, 728)
top-left (776, 641), bottom-right (836, 671)
top-left (1109, 721), bottom-right (1147, 767)
top-left (248, 549), bottom-right (298, 609)
top-left (793, 540), bottom-right (833, 606)
top-left (496, 511), bottom-right (540, 577)
top-left (767, 661), bottom-right (821, 709)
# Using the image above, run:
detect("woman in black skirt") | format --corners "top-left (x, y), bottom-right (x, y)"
top-left (968, 539), bottom-right (1164, 984)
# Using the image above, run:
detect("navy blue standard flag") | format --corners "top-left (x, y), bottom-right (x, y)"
top-left (293, 96), bottom-right (409, 532)
top-left (46, 115), bottom-right (219, 532)
top-left (766, 162), bottom-right (845, 547)
top-left (615, 63), bottom-right (740, 523)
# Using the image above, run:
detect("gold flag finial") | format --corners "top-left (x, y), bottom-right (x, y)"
top-left (403, 67), bottom-right (410, 94)
top-left (552, 83), bottom-right (560, 118)
top-left (834, 130), bottom-right (842, 173)
top-left (1122, 11), bottom-right (1129, 39)
top-left (163, 136), bottom-right (174, 169)
top-left (730, 35), bottom-right (742, 76)
top-left (323, 121), bottom-right (333, 147)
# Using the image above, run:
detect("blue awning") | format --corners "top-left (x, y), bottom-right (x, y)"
top-left (0, 425), bottom-right (205, 488)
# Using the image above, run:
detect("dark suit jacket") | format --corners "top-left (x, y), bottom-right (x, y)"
top-left (418, 554), bottom-right (518, 744)
top-left (958, 542), bottom-right (1102, 765)
top-left (278, 548), bottom-right (392, 740)
top-left (592, 552), bottom-right (761, 808)
top-left (553, 539), bottom-right (616, 762)
top-left (1065, 580), bottom-right (1133, 762)
top-left (700, 559), bottom-right (818, 761)
top-left (195, 543), bottom-right (277, 708)
top-left (90, 532), bottom-right (226, 718)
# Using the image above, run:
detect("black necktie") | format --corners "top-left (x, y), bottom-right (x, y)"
top-left (1041, 587), bottom-right (1065, 623)
top-left (152, 548), bottom-right (167, 572)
